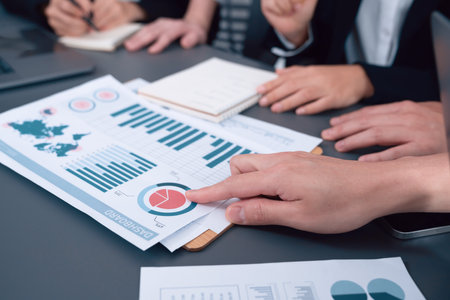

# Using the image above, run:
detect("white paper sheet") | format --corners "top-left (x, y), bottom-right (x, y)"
top-left (139, 257), bottom-right (425, 300)
top-left (3, 75), bottom-right (317, 250)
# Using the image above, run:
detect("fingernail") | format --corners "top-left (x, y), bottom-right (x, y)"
top-left (271, 103), bottom-right (282, 112)
top-left (335, 141), bottom-right (345, 151)
top-left (321, 129), bottom-right (331, 139)
top-left (259, 97), bottom-right (268, 106)
top-left (257, 85), bottom-right (265, 93)
top-left (227, 206), bottom-right (245, 224)
top-left (296, 107), bottom-right (305, 115)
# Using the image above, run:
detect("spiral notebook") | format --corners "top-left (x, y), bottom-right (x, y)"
top-left (138, 58), bottom-right (277, 122)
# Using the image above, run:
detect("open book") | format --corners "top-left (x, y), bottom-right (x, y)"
top-left (59, 23), bottom-right (142, 52)
top-left (138, 58), bottom-right (277, 122)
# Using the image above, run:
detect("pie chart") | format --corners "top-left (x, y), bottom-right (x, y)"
top-left (331, 280), bottom-right (367, 300)
top-left (138, 182), bottom-right (196, 216)
top-left (367, 279), bottom-right (405, 300)
top-left (94, 88), bottom-right (118, 102)
top-left (69, 98), bottom-right (95, 112)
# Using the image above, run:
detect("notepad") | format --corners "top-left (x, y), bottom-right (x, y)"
top-left (138, 58), bottom-right (277, 122)
top-left (59, 23), bottom-right (142, 52)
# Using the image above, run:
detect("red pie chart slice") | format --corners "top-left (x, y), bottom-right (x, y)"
top-left (149, 189), bottom-right (187, 209)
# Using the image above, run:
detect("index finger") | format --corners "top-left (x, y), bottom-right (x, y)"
top-left (186, 170), bottom-right (278, 204)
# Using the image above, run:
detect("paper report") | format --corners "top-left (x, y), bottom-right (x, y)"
top-left (0, 76), bottom-right (321, 250)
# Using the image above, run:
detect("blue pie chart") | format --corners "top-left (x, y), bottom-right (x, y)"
top-left (331, 280), bottom-right (367, 300)
top-left (367, 279), bottom-right (405, 300)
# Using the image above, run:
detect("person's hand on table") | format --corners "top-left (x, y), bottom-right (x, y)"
top-left (257, 65), bottom-right (375, 115)
top-left (45, 0), bottom-right (92, 36)
top-left (321, 100), bottom-right (447, 162)
top-left (124, 18), bottom-right (207, 54)
top-left (261, 0), bottom-right (318, 47)
top-left (92, 0), bottom-right (146, 31)
top-left (186, 152), bottom-right (450, 233)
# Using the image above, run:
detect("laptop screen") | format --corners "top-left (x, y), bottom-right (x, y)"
top-left (432, 12), bottom-right (450, 156)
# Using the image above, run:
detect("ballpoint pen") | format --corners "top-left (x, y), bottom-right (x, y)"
top-left (68, 0), bottom-right (100, 31)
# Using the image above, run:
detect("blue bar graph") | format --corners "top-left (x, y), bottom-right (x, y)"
top-left (211, 139), bottom-right (224, 147)
top-left (204, 142), bottom-right (233, 160)
top-left (174, 132), bottom-right (207, 151)
top-left (119, 111), bottom-right (153, 127)
top-left (64, 145), bottom-right (157, 193)
top-left (166, 129), bottom-right (199, 147)
top-left (207, 145), bottom-right (242, 168)
top-left (110, 104), bottom-right (140, 117)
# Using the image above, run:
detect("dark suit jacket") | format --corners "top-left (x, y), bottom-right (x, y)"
top-left (244, 0), bottom-right (450, 104)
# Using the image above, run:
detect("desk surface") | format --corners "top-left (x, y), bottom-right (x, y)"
top-left (1, 11), bottom-right (449, 300)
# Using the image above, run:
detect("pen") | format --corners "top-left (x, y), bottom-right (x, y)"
top-left (68, 0), bottom-right (100, 31)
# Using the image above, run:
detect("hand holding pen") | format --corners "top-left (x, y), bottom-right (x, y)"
top-left (45, 0), bottom-right (95, 36)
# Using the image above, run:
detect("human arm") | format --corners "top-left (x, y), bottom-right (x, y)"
top-left (44, 0), bottom-right (92, 36)
top-left (186, 152), bottom-right (450, 234)
top-left (124, 0), bottom-right (217, 54)
top-left (321, 100), bottom-right (447, 161)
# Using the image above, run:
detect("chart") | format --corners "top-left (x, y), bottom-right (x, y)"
top-left (367, 279), bottom-right (405, 300)
top-left (331, 280), bottom-right (367, 300)
top-left (138, 182), bottom-right (196, 216)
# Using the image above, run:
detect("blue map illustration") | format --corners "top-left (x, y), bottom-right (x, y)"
top-left (9, 119), bottom-right (89, 157)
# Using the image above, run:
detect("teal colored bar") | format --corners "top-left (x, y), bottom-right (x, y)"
top-left (207, 146), bottom-right (242, 168)
top-left (77, 169), bottom-right (112, 190)
top-left (145, 116), bottom-right (166, 128)
top-left (122, 162), bottom-right (142, 175)
top-left (204, 142), bottom-right (233, 160)
top-left (158, 125), bottom-right (191, 143)
top-left (138, 166), bottom-right (147, 172)
top-left (108, 164), bottom-right (133, 180)
top-left (167, 122), bottom-right (182, 131)
top-left (166, 129), bottom-right (199, 147)
top-left (129, 108), bottom-right (147, 116)
top-left (175, 132), bottom-right (207, 151)
top-left (83, 167), bottom-right (118, 187)
top-left (110, 104), bottom-right (140, 117)
top-left (111, 162), bottom-right (137, 178)
top-left (66, 169), bottom-right (106, 192)
top-left (131, 113), bottom-right (159, 128)
top-left (211, 138), bottom-right (224, 147)
top-left (129, 152), bottom-right (157, 167)
top-left (146, 119), bottom-right (174, 134)
top-left (134, 159), bottom-right (153, 169)
top-left (102, 172), bottom-right (122, 185)
top-left (240, 149), bottom-right (252, 154)
top-left (96, 164), bottom-right (127, 183)
top-left (119, 111), bottom-right (153, 127)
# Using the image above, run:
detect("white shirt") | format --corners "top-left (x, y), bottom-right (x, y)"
top-left (272, 0), bottom-right (414, 68)
top-left (346, 0), bottom-right (414, 66)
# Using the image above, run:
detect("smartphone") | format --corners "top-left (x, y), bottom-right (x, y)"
top-left (380, 213), bottom-right (450, 239)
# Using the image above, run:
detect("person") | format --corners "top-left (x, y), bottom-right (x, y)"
top-left (249, 0), bottom-right (450, 115)
top-left (321, 100), bottom-right (447, 161)
top-left (124, 0), bottom-right (218, 54)
top-left (186, 151), bottom-right (450, 234)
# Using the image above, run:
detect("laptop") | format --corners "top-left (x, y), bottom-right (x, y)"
top-left (0, 7), bottom-right (94, 90)
top-left (381, 11), bottom-right (450, 239)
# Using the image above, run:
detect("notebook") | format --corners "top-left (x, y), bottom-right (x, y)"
top-left (59, 23), bottom-right (142, 52)
top-left (138, 58), bottom-right (277, 122)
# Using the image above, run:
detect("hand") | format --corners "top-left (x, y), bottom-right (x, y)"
top-left (261, 0), bottom-right (318, 46)
top-left (257, 65), bottom-right (374, 115)
top-left (124, 18), bottom-right (207, 54)
top-left (187, 152), bottom-right (449, 233)
top-left (45, 0), bottom-right (92, 36)
top-left (321, 101), bottom-right (447, 161)
top-left (92, 0), bottom-right (146, 31)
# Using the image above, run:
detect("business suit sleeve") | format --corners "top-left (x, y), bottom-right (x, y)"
top-left (137, 0), bottom-right (189, 22)
top-left (2, 0), bottom-right (49, 26)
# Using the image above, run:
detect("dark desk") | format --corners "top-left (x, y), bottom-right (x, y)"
top-left (1, 11), bottom-right (449, 300)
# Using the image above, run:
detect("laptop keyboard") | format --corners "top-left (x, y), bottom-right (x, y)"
top-left (0, 56), bottom-right (14, 74)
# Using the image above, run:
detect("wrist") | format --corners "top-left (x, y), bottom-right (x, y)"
top-left (124, 3), bottom-right (146, 22)
top-left (353, 65), bottom-right (374, 98)
top-left (282, 27), bottom-right (309, 48)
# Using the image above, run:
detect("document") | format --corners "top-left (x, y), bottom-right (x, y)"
top-left (126, 78), bottom-right (322, 252)
top-left (59, 23), bottom-right (142, 52)
top-left (0, 76), bottom-right (322, 251)
top-left (139, 58), bottom-right (277, 122)
top-left (139, 257), bottom-right (425, 299)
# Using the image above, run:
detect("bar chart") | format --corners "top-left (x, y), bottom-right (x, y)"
top-left (63, 144), bottom-right (157, 193)
top-left (95, 103), bottom-right (256, 184)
